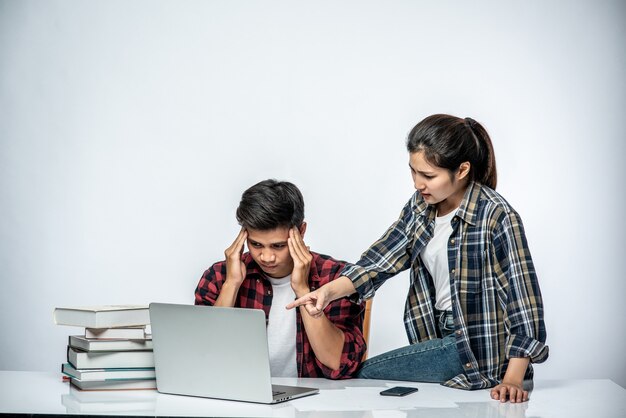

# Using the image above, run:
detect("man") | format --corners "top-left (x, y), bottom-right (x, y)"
top-left (194, 179), bottom-right (366, 379)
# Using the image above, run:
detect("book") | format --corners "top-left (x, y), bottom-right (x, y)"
top-left (68, 347), bottom-right (154, 369)
top-left (69, 377), bottom-right (157, 391)
top-left (62, 363), bottom-right (156, 381)
top-left (85, 326), bottom-right (147, 339)
top-left (53, 305), bottom-right (150, 328)
top-left (69, 335), bottom-right (152, 352)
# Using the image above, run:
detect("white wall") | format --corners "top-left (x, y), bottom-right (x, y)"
top-left (1, 0), bottom-right (624, 388)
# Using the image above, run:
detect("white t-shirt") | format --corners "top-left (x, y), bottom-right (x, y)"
top-left (266, 275), bottom-right (298, 377)
top-left (420, 209), bottom-right (456, 311)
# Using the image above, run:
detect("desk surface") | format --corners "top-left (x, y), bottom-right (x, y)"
top-left (0, 371), bottom-right (624, 417)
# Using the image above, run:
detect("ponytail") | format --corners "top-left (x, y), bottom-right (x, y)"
top-left (463, 117), bottom-right (497, 189)
top-left (407, 114), bottom-right (498, 189)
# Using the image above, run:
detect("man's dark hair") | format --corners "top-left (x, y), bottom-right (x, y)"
top-left (236, 179), bottom-right (305, 230)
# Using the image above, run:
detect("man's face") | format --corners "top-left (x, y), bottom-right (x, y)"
top-left (246, 227), bottom-right (294, 278)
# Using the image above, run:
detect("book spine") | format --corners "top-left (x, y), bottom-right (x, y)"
top-left (68, 348), bottom-right (155, 369)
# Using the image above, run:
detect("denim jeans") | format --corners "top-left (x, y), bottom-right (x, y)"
top-left (356, 311), bottom-right (465, 382)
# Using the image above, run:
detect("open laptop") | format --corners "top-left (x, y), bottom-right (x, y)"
top-left (149, 302), bottom-right (318, 404)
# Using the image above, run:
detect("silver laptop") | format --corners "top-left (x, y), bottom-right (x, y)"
top-left (149, 302), bottom-right (318, 404)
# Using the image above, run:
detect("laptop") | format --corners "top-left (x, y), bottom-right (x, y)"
top-left (149, 302), bottom-right (319, 404)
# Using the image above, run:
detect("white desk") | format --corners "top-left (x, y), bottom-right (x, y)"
top-left (0, 371), bottom-right (623, 417)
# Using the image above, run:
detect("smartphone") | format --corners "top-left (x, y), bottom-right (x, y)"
top-left (379, 386), bottom-right (419, 396)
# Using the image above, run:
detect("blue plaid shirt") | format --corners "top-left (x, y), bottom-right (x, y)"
top-left (342, 181), bottom-right (548, 389)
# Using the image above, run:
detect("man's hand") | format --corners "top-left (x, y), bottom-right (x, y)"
top-left (214, 228), bottom-right (248, 308)
top-left (288, 227), bottom-right (312, 298)
top-left (224, 228), bottom-right (248, 286)
top-left (490, 381), bottom-right (529, 403)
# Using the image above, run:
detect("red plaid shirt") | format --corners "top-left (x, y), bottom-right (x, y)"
top-left (194, 251), bottom-right (366, 379)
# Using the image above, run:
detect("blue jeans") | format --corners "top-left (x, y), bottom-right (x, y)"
top-left (356, 311), bottom-right (465, 383)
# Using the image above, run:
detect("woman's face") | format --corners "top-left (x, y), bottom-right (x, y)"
top-left (409, 151), bottom-right (469, 215)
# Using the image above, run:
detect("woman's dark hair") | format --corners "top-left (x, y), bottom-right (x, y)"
top-left (236, 179), bottom-right (305, 230)
top-left (406, 114), bottom-right (497, 189)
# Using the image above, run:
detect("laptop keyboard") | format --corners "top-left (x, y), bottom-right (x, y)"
top-left (273, 390), bottom-right (286, 396)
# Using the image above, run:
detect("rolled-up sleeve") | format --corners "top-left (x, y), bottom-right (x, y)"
top-left (194, 265), bottom-right (222, 306)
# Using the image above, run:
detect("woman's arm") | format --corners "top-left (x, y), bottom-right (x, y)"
top-left (290, 195), bottom-right (422, 317)
top-left (491, 209), bottom-right (548, 401)
top-left (494, 209), bottom-right (548, 359)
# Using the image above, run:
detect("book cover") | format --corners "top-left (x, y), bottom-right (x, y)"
top-left (85, 326), bottom-right (146, 339)
top-left (67, 347), bottom-right (154, 369)
top-left (53, 305), bottom-right (150, 328)
top-left (62, 363), bottom-right (156, 381)
top-left (69, 335), bottom-right (153, 352)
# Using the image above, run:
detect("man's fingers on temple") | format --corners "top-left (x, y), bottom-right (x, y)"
top-left (291, 234), bottom-right (307, 258)
top-left (288, 238), bottom-right (304, 262)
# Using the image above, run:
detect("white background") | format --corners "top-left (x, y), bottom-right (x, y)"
top-left (1, 1), bottom-right (624, 388)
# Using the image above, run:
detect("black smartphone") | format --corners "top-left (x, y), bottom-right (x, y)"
top-left (379, 386), bottom-right (419, 396)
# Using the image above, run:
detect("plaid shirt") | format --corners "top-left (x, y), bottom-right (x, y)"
top-left (195, 252), bottom-right (366, 379)
top-left (342, 181), bottom-right (548, 390)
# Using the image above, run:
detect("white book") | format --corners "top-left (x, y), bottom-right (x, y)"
top-left (62, 363), bottom-right (156, 381)
top-left (69, 335), bottom-right (152, 352)
top-left (68, 347), bottom-right (154, 369)
top-left (69, 378), bottom-right (157, 391)
top-left (85, 326), bottom-right (146, 339)
top-left (53, 305), bottom-right (150, 328)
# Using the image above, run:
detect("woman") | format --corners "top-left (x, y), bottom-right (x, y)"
top-left (287, 114), bottom-right (548, 403)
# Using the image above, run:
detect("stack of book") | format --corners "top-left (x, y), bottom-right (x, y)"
top-left (54, 305), bottom-right (156, 391)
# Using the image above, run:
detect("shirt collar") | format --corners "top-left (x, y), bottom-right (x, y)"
top-left (455, 181), bottom-right (482, 226)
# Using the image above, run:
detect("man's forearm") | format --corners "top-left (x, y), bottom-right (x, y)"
top-left (298, 306), bottom-right (345, 370)
top-left (290, 276), bottom-right (357, 370)
top-left (214, 280), bottom-right (241, 307)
